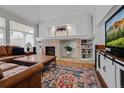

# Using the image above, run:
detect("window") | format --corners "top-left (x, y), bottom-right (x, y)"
top-left (0, 17), bottom-right (6, 45)
top-left (10, 21), bottom-right (34, 47)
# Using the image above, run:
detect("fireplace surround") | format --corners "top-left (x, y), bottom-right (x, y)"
top-left (45, 46), bottom-right (55, 56)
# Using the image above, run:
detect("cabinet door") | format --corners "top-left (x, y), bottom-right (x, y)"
top-left (116, 63), bottom-right (124, 88)
top-left (106, 58), bottom-right (116, 88)
top-left (96, 53), bottom-right (101, 71)
top-left (100, 54), bottom-right (107, 83)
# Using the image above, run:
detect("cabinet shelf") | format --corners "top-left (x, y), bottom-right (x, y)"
top-left (81, 48), bottom-right (92, 49)
top-left (80, 39), bottom-right (93, 60)
top-left (81, 43), bottom-right (92, 45)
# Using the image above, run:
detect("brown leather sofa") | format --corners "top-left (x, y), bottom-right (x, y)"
top-left (0, 46), bottom-right (25, 62)
top-left (0, 46), bottom-right (43, 88)
top-left (0, 61), bottom-right (43, 88)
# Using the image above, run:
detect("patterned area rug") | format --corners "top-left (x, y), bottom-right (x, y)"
top-left (41, 64), bottom-right (101, 88)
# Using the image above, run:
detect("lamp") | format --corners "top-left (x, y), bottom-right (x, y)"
top-left (25, 42), bottom-right (33, 52)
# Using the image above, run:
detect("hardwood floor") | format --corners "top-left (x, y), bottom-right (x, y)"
top-left (56, 60), bottom-right (95, 68)
top-left (96, 71), bottom-right (108, 88)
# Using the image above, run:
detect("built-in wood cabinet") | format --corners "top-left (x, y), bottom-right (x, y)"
top-left (105, 57), bottom-right (116, 87)
top-left (96, 51), bottom-right (116, 87)
top-left (115, 61), bottom-right (124, 88)
top-left (96, 50), bottom-right (124, 88)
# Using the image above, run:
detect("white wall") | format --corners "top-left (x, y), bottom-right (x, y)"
top-left (95, 6), bottom-right (113, 26)
top-left (39, 14), bottom-right (93, 38)
top-left (91, 5), bottom-right (114, 62)
top-left (91, 5), bottom-right (121, 62)
top-left (0, 8), bottom-right (35, 27)
top-left (94, 5), bottom-right (121, 45)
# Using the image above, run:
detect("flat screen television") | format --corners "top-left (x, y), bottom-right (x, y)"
top-left (105, 6), bottom-right (124, 56)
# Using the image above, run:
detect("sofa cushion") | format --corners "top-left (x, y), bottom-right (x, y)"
top-left (0, 55), bottom-right (25, 62)
top-left (0, 46), bottom-right (8, 56)
top-left (0, 66), bottom-right (28, 87)
top-left (12, 47), bottom-right (24, 55)
top-left (3, 66), bottom-right (28, 77)
top-left (0, 63), bottom-right (43, 88)
top-left (0, 56), bottom-right (16, 61)
top-left (0, 62), bottom-right (5, 65)
top-left (6, 46), bottom-right (13, 55)
top-left (0, 68), bottom-right (3, 79)
top-left (0, 63), bottom-right (19, 72)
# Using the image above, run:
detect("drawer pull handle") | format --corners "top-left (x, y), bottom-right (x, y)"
top-left (103, 66), bottom-right (106, 72)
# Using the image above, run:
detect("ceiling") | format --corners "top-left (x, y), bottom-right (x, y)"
top-left (0, 5), bottom-right (96, 24)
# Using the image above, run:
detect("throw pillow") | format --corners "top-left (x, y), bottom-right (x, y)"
top-left (12, 47), bottom-right (24, 55)
top-left (6, 46), bottom-right (13, 55)
top-left (0, 46), bottom-right (8, 56)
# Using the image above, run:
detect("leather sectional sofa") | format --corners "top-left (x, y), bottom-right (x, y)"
top-left (0, 46), bottom-right (25, 62)
top-left (0, 46), bottom-right (43, 88)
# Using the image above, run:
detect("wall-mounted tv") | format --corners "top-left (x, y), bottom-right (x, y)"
top-left (105, 6), bottom-right (124, 49)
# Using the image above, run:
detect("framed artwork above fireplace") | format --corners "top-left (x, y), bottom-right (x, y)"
top-left (55, 26), bottom-right (68, 36)
top-left (48, 24), bottom-right (76, 37)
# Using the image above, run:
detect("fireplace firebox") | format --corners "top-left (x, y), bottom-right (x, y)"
top-left (45, 46), bottom-right (55, 56)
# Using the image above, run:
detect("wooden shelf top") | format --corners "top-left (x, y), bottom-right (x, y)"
top-left (97, 49), bottom-right (124, 66)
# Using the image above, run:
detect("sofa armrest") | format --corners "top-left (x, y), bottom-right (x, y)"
top-left (0, 63), bottom-right (43, 88)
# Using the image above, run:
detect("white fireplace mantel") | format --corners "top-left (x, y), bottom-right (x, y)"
top-left (37, 34), bottom-right (94, 41)
top-left (36, 34), bottom-right (94, 62)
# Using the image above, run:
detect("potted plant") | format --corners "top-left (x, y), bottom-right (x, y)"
top-left (64, 45), bottom-right (73, 55)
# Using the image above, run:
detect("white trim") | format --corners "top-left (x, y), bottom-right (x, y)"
top-left (37, 35), bottom-right (94, 40)
top-left (10, 29), bottom-right (34, 34)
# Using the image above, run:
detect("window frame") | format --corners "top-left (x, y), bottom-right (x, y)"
top-left (10, 21), bottom-right (35, 47)
top-left (0, 17), bottom-right (6, 45)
